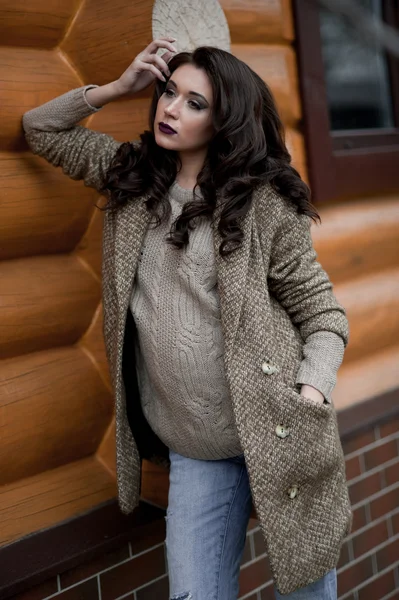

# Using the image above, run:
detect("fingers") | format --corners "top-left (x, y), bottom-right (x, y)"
top-left (160, 50), bottom-right (175, 64)
top-left (147, 53), bottom-right (171, 78)
top-left (147, 37), bottom-right (177, 55)
top-left (138, 60), bottom-right (167, 82)
top-left (134, 38), bottom-right (177, 83)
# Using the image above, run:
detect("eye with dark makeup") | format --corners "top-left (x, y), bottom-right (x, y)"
top-left (163, 88), bottom-right (205, 111)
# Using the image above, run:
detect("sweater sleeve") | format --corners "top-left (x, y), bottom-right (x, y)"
top-left (295, 331), bottom-right (345, 402)
top-left (22, 85), bottom-right (122, 193)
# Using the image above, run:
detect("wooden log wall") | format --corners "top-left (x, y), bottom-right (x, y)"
top-left (2, 0), bottom-right (397, 546)
top-left (0, 0), bottom-right (156, 547)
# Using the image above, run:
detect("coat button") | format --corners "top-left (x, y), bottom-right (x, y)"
top-left (287, 485), bottom-right (298, 499)
top-left (275, 424), bottom-right (290, 438)
top-left (261, 361), bottom-right (279, 375)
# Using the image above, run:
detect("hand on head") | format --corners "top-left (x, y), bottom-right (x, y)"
top-left (115, 37), bottom-right (178, 96)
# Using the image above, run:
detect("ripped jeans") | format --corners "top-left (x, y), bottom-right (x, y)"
top-left (165, 449), bottom-right (337, 600)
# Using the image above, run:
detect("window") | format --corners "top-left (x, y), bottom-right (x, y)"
top-left (293, 0), bottom-right (399, 202)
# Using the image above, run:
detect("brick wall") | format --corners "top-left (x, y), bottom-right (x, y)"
top-left (10, 416), bottom-right (399, 600)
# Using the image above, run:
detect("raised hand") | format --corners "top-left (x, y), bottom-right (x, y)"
top-left (115, 37), bottom-right (178, 96)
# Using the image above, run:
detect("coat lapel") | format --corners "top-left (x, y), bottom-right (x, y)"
top-left (211, 194), bottom-right (254, 363)
top-left (114, 196), bottom-right (152, 317)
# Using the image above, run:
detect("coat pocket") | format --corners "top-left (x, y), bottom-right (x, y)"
top-left (269, 384), bottom-right (343, 487)
top-left (258, 385), bottom-right (352, 596)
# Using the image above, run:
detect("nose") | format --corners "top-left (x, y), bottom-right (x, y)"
top-left (164, 100), bottom-right (179, 119)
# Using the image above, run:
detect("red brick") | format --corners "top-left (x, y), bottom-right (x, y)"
top-left (9, 578), bottom-right (58, 600)
top-left (136, 575), bottom-right (169, 599)
top-left (370, 487), bottom-right (399, 520)
top-left (337, 541), bottom-right (351, 569)
top-left (342, 430), bottom-right (375, 456)
top-left (129, 519), bottom-right (166, 556)
top-left (247, 517), bottom-right (259, 531)
top-left (348, 472), bottom-right (381, 505)
top-left (379, 418), bottom-right (399, 439)
top-left (364, 440), bottom-right (398, 471)
top-left (392, 511), bottom-right (399, 534)
top-left (239, 595), bottom-right (258, 600)
top-left (59, 544), bottom-right (130, 588)
top-left (376, 537), bottom-right (399, 571)
top-left (384, 461), bottom-right (399, 486)
top-left (253, 528), bottom-right (267, 557)
top-left (259, 584), bottom-right (275, 600)
top-left (100, 546), bottom-right (165, 600)
top-left (54, 579), bottom-right (98, 600)
top-left (337, 556), bottom-right (373, 596)
top-left (352, 519), bottom-right (389, 558)
top-left (351, 506), bottom-right (368, 532)
top-left (345, 456), bottom-right (362, 481)
top-left (240, 535), bottom-right (252, 566)
top-left (383, 591), bottom-right (399, 600)
top-left (358, 568), bottom-right (396, 600)
top-left (239, 556), bottom-right (272, 596)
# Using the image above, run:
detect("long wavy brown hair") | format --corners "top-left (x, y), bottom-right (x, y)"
top-left (102, 46), bottom-right (320, 256)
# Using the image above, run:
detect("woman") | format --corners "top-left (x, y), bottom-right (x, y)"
top-left (23, 38), bottom-right (352, 599)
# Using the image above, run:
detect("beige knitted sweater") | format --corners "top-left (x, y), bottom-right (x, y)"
top-left (131, 180), bottom-right (343, 460)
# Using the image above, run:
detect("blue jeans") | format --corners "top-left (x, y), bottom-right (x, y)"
top-left (165, 449), bottom-right (337, 599)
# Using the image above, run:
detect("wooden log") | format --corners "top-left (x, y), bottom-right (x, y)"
top-left (97, 418), bottom-right (117, 476)
top-left (334, 344), bottom-right (399, 411)
top-left (0, 254), bottom-right (101, 358)
top-left (152, 0), bottom-right (230, 54)
top-left (0, 0), bottom-right (80, 49)
top-left (313, 196), bottom-right (399, 285)
top-left (285, 127), bottom-right (307, 182)
top-left (0, 152), bottom-right (98, 260)
top-left (0, 346), bottom-right (113, 486)
top-left (60, 0), bottom-right (153, 86)
top-left (335, 269), bottom-right (399, 363)
top-left (80, 303), bottom-right (111, 391)
top-left (219, 0), bottom-right (294, 43)
top-left (0, 47), bottom-right (81, 152)
top-left (141, 460), bottom-right (170, 510)
top-left (88, 97), bottom-right (151, 143)
top-left (0, 457), bottom-right (116, 547)
top-left (75, 201), bottom-right (105, 281)
top-left (231, 44), bottom-right (301, 125)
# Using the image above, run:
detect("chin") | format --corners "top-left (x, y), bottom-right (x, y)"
top-left (155, 133), bottom-right (179, 150)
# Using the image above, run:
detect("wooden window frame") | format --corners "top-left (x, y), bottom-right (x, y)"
top-left (293, 0), bottom-right (399, 203)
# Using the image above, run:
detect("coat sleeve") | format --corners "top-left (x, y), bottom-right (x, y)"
top-left (22, 86), bottom-right (122, 193)
top-left (267, 210), bottom-right (349, 347)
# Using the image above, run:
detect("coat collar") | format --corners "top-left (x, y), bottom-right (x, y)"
top-left (113, 189), bottom-right (255, 361)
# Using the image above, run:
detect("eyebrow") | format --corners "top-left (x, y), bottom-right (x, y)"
top-left (168, 79), bottom-right (209, 105)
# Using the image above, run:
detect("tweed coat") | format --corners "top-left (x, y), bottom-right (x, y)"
top-left (25, 122), bottom-right (352, 595)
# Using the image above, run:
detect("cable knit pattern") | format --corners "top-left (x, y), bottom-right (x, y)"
top-left (130, 181), bottom-right (243, 459)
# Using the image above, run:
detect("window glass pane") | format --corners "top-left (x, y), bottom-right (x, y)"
top-left (319, 0), bottom-right (394, 130)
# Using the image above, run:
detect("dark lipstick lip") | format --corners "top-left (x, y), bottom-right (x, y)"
top-left (159, 122), bottom-right (177, 134)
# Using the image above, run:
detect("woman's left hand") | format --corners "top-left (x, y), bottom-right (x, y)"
top-left (300, 384), bottom-right (325, 405)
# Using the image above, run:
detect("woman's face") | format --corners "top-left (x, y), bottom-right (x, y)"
top-left (154, 64), bottom-right (214, 153)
